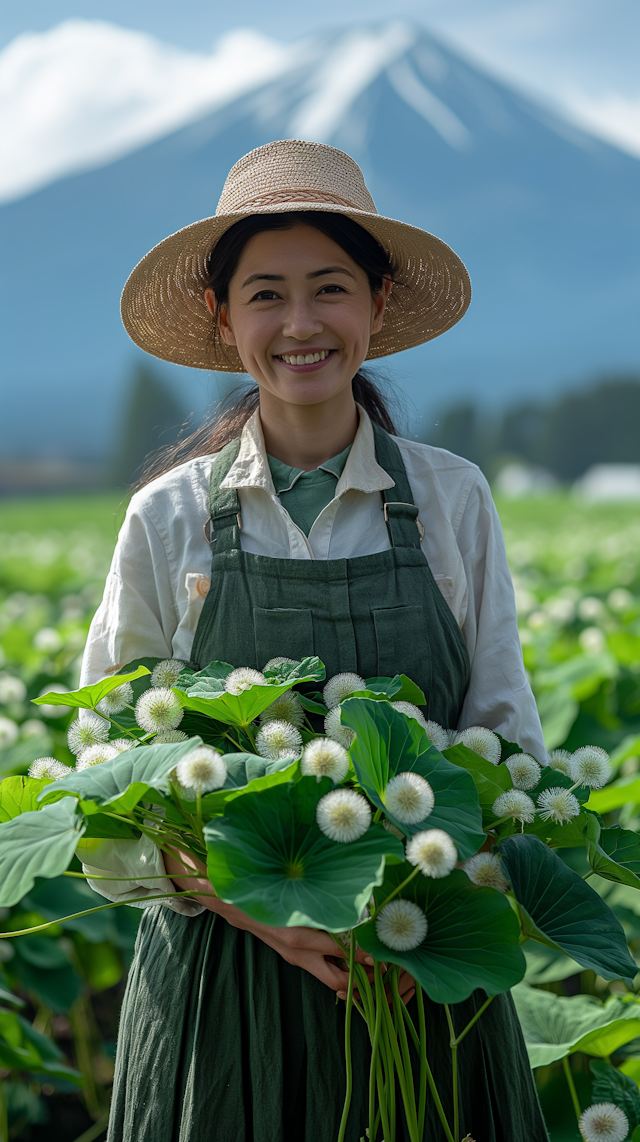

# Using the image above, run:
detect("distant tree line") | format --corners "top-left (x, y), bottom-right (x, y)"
top-left (424, 375), bottom-right (640, 482)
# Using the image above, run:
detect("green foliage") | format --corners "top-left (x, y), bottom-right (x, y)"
top-left (357, 865), bottom-right (525, 1003)
top-left (590, 1059), bottom-right (640, 1130)
top-left (0, 798), bottom-right (86, 906)
top-left (498, 834), bottom-right (638, 983)
top-left (341, 698), bottom-right (484, 858)
top-left (0, 1007), bottom-right (83, 1083)
top-left (33, 664), bottom-right (150, 710)
top-left (205, 775), bottom-right (404, 930)
top-left (512, 984), bottom-right (640, 1067)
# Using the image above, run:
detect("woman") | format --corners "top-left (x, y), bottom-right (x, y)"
top-left (82, 139), bottom-right (548, 1141)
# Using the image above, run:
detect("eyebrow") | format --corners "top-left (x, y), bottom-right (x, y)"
top-left (241, 266), bottom-right (355, 288)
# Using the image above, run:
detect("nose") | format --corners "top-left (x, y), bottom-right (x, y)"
top-left (280, 298), bottom-right (324, 342)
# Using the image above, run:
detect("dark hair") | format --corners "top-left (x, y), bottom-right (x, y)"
top-left (136, 211), bottom-right (399, 488)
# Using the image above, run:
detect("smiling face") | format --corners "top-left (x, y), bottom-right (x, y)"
top-left (204, 223), bottom-right (391, 411)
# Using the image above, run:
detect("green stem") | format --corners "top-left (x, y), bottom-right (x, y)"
top-left (195, 791), bottom-right (204, 844)
top-left (380, 977), bottom-right (415, 1140)
top-left (376, 965), bottom-right (396, 1142)
top-left (371, 865), bottom-right (420, 919)
top-left (399, 996), bottom-right (420, 1053)
top-left (484, 814), bottom-right (512, 831)
top-left (562, 1056), bottom-right (582, 1126)
top-left (391, 970), bottom-right (419, 1142)
top-left (63, 871), bottom-right (202, 880)
top-left (70, 993), bottom-right (104, 1119)
top-left (0, 1079), bottom-right (7, 1142)
top-left (373, 808), bottom-right (383, 823)
top-left (416, 984), bottom-right (427, 1140)
top-left (451, 995), bottom-right (496, 1047)
top-left (583, 870), bottom-right (595, 880)
top-left (369, 962), bottom-right (384, 1141)
top-left (337, 933), bottom-right (356, 1142)
top-left (445, 1005), bottom-right (459, 1142)
top-left (0, 890), bottom-right (216, 938)
top-left (224, 730), bottom-right (246, 752)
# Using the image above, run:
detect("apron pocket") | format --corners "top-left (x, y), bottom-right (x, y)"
top-left (253, 607), bottom-right (314, 669)
top-left (373, 605), bottom-right (431, 698)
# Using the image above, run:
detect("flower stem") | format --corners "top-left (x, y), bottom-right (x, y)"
top-left (371, 865), bottom-right (420, 919)
top-left (369, 962), bottom-right (384, 1140)
top-left (391, 969), bottom-right (419, 1141)
top-left (445, 1005), bottom-right (460, 1142)
top-left (562, 1055), bottom-right (582, 1126)
top-left (415, 984), bottom-right (427, 1139)
top-left (451, 995), bottom-right (496, 1047)
top-left (0, 890), bottom-right (217, 938)
top-left (337, 933), bottom-right (356, 1142)
top-left (380, 976), bottom-right (417, 1142)
top-left (195, 792), bottom-right (204, 844)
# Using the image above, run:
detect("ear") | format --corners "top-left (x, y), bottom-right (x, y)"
top-left (370, 277), bottom-right (393, 336)
top-left (204, 289), bottom-right (237, 346)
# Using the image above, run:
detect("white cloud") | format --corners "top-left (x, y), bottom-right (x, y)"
top-left (559, 92), bottom-right (640, 158)
top-left (0, 20), bottom-right (291, 203)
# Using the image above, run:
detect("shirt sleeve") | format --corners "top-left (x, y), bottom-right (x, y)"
top-left (80, 500), bottom-right (178, 686)
top-left (455, 472), bottom-right (547, 762)
top-left (77, 499), bottom-right (203, 912)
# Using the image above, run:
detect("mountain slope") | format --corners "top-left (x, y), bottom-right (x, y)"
top-left (1, 23), bottom-right (638, 457)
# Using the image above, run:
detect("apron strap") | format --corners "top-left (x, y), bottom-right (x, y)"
top-left (372, 424), bottom-right (424, 550)
top-left (206, 439), bottom-right (242, 553)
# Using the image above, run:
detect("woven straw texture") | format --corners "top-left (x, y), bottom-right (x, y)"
top-left (121, 139), bottom-right (471, 372)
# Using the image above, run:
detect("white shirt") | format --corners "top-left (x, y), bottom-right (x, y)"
top-left (80, 406), bottom-right (545, 913)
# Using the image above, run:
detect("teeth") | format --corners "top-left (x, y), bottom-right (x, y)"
top-left (279, 350), bottom-right (330, 365)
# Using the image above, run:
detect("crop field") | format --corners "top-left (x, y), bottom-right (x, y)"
top-left (2, 490), bottom-right (640, 1140)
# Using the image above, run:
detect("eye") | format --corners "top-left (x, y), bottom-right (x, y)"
top-left (250, 290), bottom-right (280, 302)
top-left (318, 284), bottom-right (346, 295)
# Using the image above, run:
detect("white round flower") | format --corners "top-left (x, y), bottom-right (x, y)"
top-left (0, 675), bottom-right (27, 704)
top-left (323, 673), bottom-right (366, 709)
top-left (375, 899), bottom-right (428, 951)
top-left (28, 757), bottom-right (72, 779)
top-left (548, 748), bottom-right (573, 775)
top-left (384, 772), bottom-right (434, 824)
top-left (0, 716), bottom-right (19, 750)
top-left (77, 743), bottom-right (120, 769)
top-left (324, 706), bottom-right (356, 749)
top-left (33, 627), bottom-right (63, 654)
top-left (67, 712), bottom-right (109, 755)
top-left (20, 719), bottom-right (49, 740)
top-left (259, 691), bottom-right (304, 728)
top-left (424, 721), bottom-right (451, 752)
top-left (135, 688), bottom-right (184, 733)
top-left (506, 753), bottom-right (542, 791)
top-left (255, 720), bottom-right (303, 760)
top-left (151, 659), bottom-right (187, 688)
top-left (453, 726), bottom-right (501, 765)
top-left (263, 657), bottom-right (297, 672)
top-left (537, 787), bottom-right (581, 824)
top-left (152, 730), bottom-right (188, 744)
top-left (224, 668), bottom-right (266, 695)
top-left (97, 681), bottom-right (133, 716)
top-left (569, 746), bottom-right (611, 789)
top-left (300, 738), bottom-right (349, 783)
top-left (176, 746), bottom-right (227, 794)
top-left (406, 829), bottom-right (457, 878)
top-left (390, 701), bottom-right (428, 730)
top-left (579, 1103), bottom-right (629, 1142)
top-left (492, 790), bottom-right (536, 824)
top-left (316, 789), bottom-right (371, 843)
top-left (111, 738), bottom-right (139, 752)
top-left (463, 852), bottom-right (509, 892)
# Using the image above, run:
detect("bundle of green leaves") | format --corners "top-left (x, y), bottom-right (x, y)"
top-left (0, 654), bottom-right (639, 1142)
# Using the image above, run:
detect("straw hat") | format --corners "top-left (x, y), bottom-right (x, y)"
top-left (121, 139), bottom-right (471, 372)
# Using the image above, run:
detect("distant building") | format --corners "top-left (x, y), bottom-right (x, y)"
top-left (574, 464), bottom-right (640, 501)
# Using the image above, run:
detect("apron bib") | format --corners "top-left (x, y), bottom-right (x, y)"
top-left (108, 427), bottom-right (548, 1142)
top-left (191, 425), bottom-right (471, 728)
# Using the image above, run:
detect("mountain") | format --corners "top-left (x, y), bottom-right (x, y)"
top-left (1, 22), bottom-right (639, 458)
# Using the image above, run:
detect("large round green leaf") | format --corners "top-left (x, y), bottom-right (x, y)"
top-left (33, 664), bottom-right (150, 711)
top-left (341, 698), bottom-right (484, 859)
top-left (0, 798), bottom-right (85, 906)
top-left (512, 983), bottom-right (640, 1067)
top-left (357, 865), bottom-right (525, 1004)
top-left (588, 821), bottom-right (640, 890)
top-left (38, 737), bottom-right (203, 814)
top-left (205, 775), bottom-right (404, 931)
top-left (443, 743), bottom-right (511, 826)
top-left (498, 833), bottom-right (638, 984)
top-left (0, 776), bottom-right (52, 821)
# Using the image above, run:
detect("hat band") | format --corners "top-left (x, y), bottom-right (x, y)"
top-left (219, 187), bottom-right (370, 214)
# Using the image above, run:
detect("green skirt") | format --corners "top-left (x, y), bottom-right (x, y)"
top-left (108, 908), bottom-right (549, 1142)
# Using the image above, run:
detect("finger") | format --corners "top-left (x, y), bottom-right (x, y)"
top-left (397, 971), bottom-right (415, 995)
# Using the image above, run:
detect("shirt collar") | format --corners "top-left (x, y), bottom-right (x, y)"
top-left (220, 405), bottom-right (395, 495)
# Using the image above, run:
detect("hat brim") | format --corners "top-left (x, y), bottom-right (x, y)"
top-left (120, 202), bottom-right (471, 372)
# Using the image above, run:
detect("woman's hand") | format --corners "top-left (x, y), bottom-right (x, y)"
top-left (164, 847), bottom-right (415, 1004)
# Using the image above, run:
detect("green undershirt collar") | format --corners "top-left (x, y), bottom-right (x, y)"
top-left (267, 444), bottom-right (352, 536)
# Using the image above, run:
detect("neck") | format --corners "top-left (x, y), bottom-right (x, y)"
top-left (258, 388), bottom-right (359, 471)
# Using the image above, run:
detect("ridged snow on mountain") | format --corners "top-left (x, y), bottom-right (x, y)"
top-left (0, 21), bottom-right (639, 455)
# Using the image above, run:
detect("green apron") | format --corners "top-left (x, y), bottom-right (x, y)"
top-left (108, 427), bottom-right (548, 1142)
